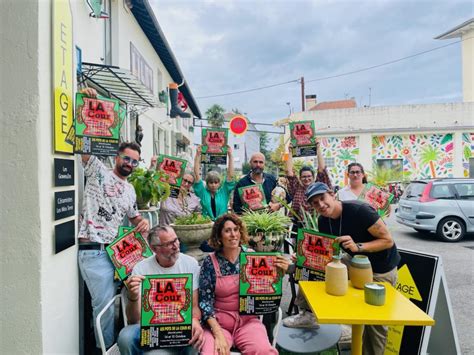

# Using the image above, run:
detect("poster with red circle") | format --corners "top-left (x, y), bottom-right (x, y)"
top-left (229, 115), bottom-right (248, 135)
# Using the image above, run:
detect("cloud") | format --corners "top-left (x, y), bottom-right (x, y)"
top-left (150, 0), bottom-right (471, 124)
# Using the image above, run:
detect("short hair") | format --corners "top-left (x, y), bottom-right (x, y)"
top-left (208, 214), bottom-right (249, 249)
top-left (118, 142), bottom-right (141, 155)
top-left (347, 162), bottom-right (367, 184)
top-left (148, 226), bottom-right (175, 246)
top-left (205, 171), bottom-right (221, 184)
top-left (299, 166), bottom-right (315, 177)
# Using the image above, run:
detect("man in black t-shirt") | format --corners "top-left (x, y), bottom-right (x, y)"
top-left (284, 182), bottom-right (400, 355)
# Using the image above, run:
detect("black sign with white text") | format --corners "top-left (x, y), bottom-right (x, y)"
top-left (54, 190), bottom-right (75, 220)
top-left (55, 220), bottom-right (75, 254)
top-left (54, 158), bottom-right (75, 186)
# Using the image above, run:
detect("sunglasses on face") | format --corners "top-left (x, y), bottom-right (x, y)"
top-left (119, 155), bottom-right (139, 167)
top-left (182, 179), bottom-right (194, 185)
top-left (349, 170), bottom-right (362, 175)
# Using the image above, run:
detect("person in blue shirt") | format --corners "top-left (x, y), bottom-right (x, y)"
top-left (193, 145), bottom-right (236, 221)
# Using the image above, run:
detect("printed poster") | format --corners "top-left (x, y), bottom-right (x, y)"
top-left (238, 184), bottom-right (267, 211)
top-left (140, 274), bottom-right (193, 350)
top-left (295, 229), bottom-right (340, 281)
top-left (201, 128), bottom-right (228, 165)
top-left (74, 93), bottom-right (125, 156)
top-left (361, 183), bottom-right (394, 217)
top-left (289, 120), bottom-right (317, 157)
top-left (239, 252), bottom-right (283, 315)
top-left (156, 155), bottom-right (187, 197)
top-left (106, 226), bottom-right (153, 282)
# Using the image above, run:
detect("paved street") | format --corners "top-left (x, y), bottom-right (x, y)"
top-left (280, 207), bottom-right (474, 354)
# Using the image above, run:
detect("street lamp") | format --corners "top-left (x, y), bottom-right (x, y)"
top-left (286, 102), bottom-right (292, 117)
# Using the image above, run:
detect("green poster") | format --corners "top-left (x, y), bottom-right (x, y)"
top-left (360, 183), bottom-right (394, 217)
top-left (201, 128), bottom-right (228, 165)
top-left (140, 274), bottom-right (193, 350)
top-left (239, 252), bottom-right (283, 315)
top-left (156, 154), bottom-right (188, 188)
top-left (106, 226), bottom-right (153, 282)
top-left (74, 93), bottom-right (124, 156)
top-left (238, 184), bottom-right (267, 211)
top-left (289, 120), bottom-right (317, 157)
top-left (295, 229), bottom-right (340, 281)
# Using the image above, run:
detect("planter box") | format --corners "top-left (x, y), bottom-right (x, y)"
top-left (170, 222), bottom-right (214, 262)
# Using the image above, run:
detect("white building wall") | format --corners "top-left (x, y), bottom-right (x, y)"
top-left (461, 27), bottom-right (474, 102)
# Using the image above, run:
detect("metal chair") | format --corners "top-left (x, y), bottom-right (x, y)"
top-left (96, 294), bottom-right (128, 355)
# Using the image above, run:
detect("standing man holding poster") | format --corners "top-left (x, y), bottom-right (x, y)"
top-left (117, 226), bottom-right (204, 354)
top-left (232, 152), bottom-right (282, 214)
top-left (77, 87), bottom-right (150, 351)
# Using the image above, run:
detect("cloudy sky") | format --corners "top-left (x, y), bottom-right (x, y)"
top-left (150, 0), bottom-right (471, 130)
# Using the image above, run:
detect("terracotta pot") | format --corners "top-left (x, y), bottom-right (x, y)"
top-left (349, 255), bottom-right (373, 289)
top-left (248, 232), bottom-right (284, 252)
top-left (170, 222), bottom-right (214, 262)
top-left (325, 256), bottom-right (348, 296)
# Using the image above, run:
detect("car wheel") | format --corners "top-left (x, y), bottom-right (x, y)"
top-left (436, 217), bottom-right (466, 242)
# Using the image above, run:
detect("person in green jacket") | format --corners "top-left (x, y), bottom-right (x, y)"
top-left (193, 145), bottom-right (236, 221)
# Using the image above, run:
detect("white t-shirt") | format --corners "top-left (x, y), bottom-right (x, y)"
top-left (337, 186), bottom-right (359, 201)
top-left (78, 156), bottom-right (139, 243)
top-left (132, 253), bottom-right (200, 291)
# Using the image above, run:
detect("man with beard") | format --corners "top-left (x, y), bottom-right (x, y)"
top-left (232, 152), bottom-right (282, 214)
top-left (117, 226), bottom-right (204, 355)
top-left (77, 89), bottom-right (150, 350)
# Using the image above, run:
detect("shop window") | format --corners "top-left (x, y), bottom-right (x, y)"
top-left (470, 158), bottom-right (474, 178)
top-left (130, 42), bottom-right (153, 92)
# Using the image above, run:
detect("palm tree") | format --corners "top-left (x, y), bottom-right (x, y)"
top-left (337, 149), bottom-right (356, 185)
top-left (420, 145), bottom-right (440, 178)
top-left (205, 104), bottom-right (225, 127)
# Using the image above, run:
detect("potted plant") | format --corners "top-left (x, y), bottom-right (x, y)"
top-left (171, 213), bottom-right (214, 261)
top-left (241, 210), bottom-right (291, 252)
top-left (128, 168), bottom-right (171, 210)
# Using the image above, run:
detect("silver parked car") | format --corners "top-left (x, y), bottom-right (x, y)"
top-left (396, 178), bottom-right (474, 242)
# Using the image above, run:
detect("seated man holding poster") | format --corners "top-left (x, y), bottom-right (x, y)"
top-left (284, 182), bottom-right (400, 355)
top-left (117, 226), bottom-right (204, 355)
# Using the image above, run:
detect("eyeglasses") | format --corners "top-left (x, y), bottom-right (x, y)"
top-left (182, 179), bottom-right (194, 185)
top-left (153, 238), bottom-right (179, 248)
top-left (119, 155), bottom-right (139, 167)
top-left (349, 170), bottom-right (362, 175)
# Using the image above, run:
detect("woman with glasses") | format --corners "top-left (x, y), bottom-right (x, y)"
top-left (285, 140), bottom-right (332, 222)
top-left (193, 145), bottom-right (235, 221)
top-left (338, 163), bottom-right (368, 201)
top-left (158, 172), bottom-right (202, 226)
top-left (199, 214), bottom-right (288, 354)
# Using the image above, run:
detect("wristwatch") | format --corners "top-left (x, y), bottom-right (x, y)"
top-left (356, 243), bottom-right (364, 253)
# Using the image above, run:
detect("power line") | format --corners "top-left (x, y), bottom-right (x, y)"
top-left (195, 39), bottom-right (463, 100)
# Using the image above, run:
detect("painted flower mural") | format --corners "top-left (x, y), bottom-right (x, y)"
top-left (319, 136), bottom-right (359, 187)
top-left (462, 133), bottom-right (474, 177)
top-left (372, 134), bottom-right (454, 179)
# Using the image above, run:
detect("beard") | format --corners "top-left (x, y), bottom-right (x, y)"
top-left (117, 164), bottom-right (133, 177)
top-left (252, 167), bottom-right (264, 174)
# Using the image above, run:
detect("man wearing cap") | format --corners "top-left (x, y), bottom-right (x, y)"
top-left (283, 182), bottom-right (400, 355)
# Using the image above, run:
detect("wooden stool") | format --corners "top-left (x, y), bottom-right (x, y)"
top-left (275, 324), bottom-right (342, 354)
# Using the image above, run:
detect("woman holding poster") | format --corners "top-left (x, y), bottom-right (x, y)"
top-left (199, 214), bottom-right (289, 354)
top-left (193, 145), bottom-right (236, 221)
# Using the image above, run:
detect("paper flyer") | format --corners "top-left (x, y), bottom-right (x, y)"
top-left (295, 229), bottom-right (340, 281)
top-left (361, 183), bottom-right (394, 217)
top-left (156, 154), bottom-right (188, 197)
top-left (106, 226), bottom-right (153, 282)
top-left (74, 93), bottom-right (124, 156)
top-left (289, 120), bottom-right (317, 157)
top-left (201, 128), bottom-right (228, 165)
top-left (239, 252), bottom-right (283, 315)
top-left (140, 274), bottom-right (193, 349)
top-left (238, 184), bottom-right (267, 211)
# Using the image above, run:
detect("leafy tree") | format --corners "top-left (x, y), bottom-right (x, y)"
top-left (260, 132), bottom-right (271, 159)
top-left (270, 136), bottom-right (287, 173)
top-left (205, 104), bottom-right (225, 127)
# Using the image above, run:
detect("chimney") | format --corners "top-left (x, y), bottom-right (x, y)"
top-left (305, 94), bottom-right (317, 111)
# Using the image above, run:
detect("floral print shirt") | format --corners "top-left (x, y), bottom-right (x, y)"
top-left (198, 250), bottom-right (241, 321)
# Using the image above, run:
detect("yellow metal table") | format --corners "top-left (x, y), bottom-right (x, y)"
top-left (299, 281), bottom-right (435, 355)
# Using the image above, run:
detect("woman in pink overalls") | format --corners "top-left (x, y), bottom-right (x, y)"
top-left (199, 214), bottom-right (289, 355)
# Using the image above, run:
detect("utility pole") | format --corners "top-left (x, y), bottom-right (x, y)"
top-left (369, 87), bottom-right (372, 107)
top-left (300, 76), bottom-right (305, 111)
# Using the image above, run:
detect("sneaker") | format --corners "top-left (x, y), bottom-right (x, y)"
top-left (282, 310), bottom-right (320, 329)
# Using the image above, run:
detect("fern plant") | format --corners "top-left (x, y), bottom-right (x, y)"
top-left (241, 210), bottom-right (291, 235)
top-left (174, 213), bottom-right (212, 225)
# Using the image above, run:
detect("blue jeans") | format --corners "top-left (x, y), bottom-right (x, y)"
top-left (118, 324), bottom-right (197, 355)
top-left (78, 250), bottom-right (119, 348)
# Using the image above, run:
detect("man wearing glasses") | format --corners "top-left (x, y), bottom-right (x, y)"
top-left (118, 226), bottom-right (204, 354)
top-left (77, 88), bottom-right (150, 351)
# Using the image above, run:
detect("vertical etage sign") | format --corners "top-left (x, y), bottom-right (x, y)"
top-left (53, 0), bottom-right (74, 154)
